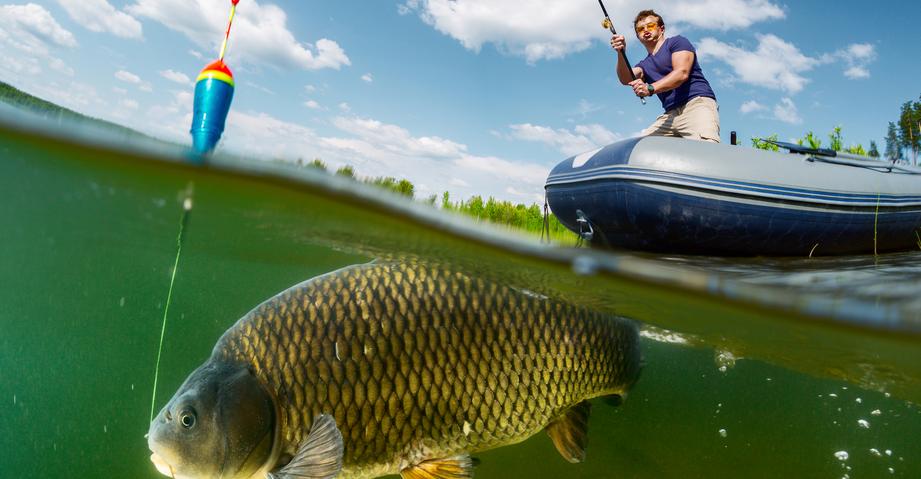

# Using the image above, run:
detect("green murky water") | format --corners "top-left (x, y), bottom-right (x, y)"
top-left (2, 118), bottom-right (920, 478)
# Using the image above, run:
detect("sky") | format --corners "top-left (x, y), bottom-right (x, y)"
top-left (1, 0), bottom-right (918, 203)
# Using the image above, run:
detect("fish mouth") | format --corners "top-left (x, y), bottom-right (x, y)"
top-left (150, 452), bottom-right (177, 478)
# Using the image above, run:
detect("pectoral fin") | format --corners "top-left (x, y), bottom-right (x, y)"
top-left (545, 400), bottom-right (591, 463)
top-left (267, 414), bottom-right (343, 479)
top-left (400, 454), bottom-right (474, 479)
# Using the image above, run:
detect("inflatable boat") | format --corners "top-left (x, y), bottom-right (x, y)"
top-left (545, 136), bottom-right (921, 256)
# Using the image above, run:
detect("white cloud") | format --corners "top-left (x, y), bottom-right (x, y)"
top-left (740, 100), bottom-right (766, 114)
top-left (146, 89), bottom-right (194, 140)
top-left (57, 0), bottom-right (142, 39)
top-left (399, 0), bottom-right (784, 63)
top-left (574, 99), bottom-right (603, 118)
top-left (304, 100), bottom-right (321, 110)
top-left (0, 3), bottom-right (77, 76)
top-left (0, 4), bottom-right (76, 49)
top-left (454, 155), bottom-right (549, 190)
top-left (120, 98), bottom-right (139, 110)
top-left (115, 69), bottom-right (153, 91)
top-left (844, 66), bottom-right (869, 80)
top-left (509, 123), bottom-right (620, 156)
top-left (48, 57), bottom-right (74, 76)
top-left (159, 69), bottom-right (191, 85)
top-left (338, 102), bottom-right (351, 112)
top-left (836, 43), bottom-right (876, 80)
top-left (361, 73), bottom-right (373, 83)
top-left (305, 84), bottom-right (316, 92)
top-left (669, 0), bottom-right (784, 30)
top-left (128, 0), bottom-right (350, 70)
top-left (216, 112), bottom-right (550, 202)
top-left (698, 34), bottom-right (815, 93)
top-left (0, 4), bottom-right (76, 77)
top-left (333, 116), bottom-right (468, 159)
top-left (772, 97), bottom-right (801, 124)
top-left (700, 36), bottom-right (877, 92)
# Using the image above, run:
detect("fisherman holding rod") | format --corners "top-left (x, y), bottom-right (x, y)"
top-left (607, 8), bottom-right (721, 143)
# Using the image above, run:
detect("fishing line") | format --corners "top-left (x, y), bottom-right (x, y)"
top-left (150, 194), bottom-right (193, 422)
top-left (218, 0), bottom-right (240, 61)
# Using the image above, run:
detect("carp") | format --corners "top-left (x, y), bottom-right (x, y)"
top-left (147, 262), bottom-right (641, 478)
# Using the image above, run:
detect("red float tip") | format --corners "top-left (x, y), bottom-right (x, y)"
top-left (232, 0), bottom-right (239, 5)
top-left (200, 59), bottom-right (233, 77)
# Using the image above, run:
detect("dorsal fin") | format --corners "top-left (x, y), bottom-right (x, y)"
top-left (545, 400), bottom-right (592, 463)
top-left (267, 414), bottom-right (343, 479)
top-left (400, 454), bottom-right (475, 479)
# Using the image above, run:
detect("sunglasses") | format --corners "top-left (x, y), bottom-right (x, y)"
top-left (635, 21), bottom-right (660, 34)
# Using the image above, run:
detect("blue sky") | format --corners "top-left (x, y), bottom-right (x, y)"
top-left (1, 0), bottom-right (916, 203)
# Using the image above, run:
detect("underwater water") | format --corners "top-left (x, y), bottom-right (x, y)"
top-left (2, 117), bottom-right (921, 478)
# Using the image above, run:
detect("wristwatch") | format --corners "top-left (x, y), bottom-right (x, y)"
top-left (646, 83), bottom-right (655, 94)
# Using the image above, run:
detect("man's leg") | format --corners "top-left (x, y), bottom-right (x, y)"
top-left (641, 110), bottom-right (681, 137)
top-left (675, 97), bottom-right (720, 143)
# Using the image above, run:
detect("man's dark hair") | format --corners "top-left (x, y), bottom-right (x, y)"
top-left (634, 9), bottom-right (664, 28)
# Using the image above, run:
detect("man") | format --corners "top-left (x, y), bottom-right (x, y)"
top-left (610, 10), bottom-right (720, 143)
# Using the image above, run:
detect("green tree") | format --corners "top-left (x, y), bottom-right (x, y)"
top-left (751, 134), bottom-right (779, 151)
top-left (885, 122), bottom-right (903, 162)
top-left (335, 165), bottom-right (355, 178)
top-left (465, 195), bottom-right (485, 219)
top-left (828, 126), bottom-right (843, 151)
top-left (396, 179), bottom-right (414, 198)
top-left (307, 158), bottom-right (327, 170)
top-left (441, 191), bottom-right (452, 210)
top-left (868, 141), bottom-right (880, 158)
top-left (845, 144), bottom-right (867, 156)
top-left (898, 97), bottom-right (921, 164)
top-left (798, 131), bottom-right (822, 149)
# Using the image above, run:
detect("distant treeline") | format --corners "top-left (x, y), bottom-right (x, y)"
top-left (0, 80), bottom-right (158, 142)
top-left (297, 158), bottom-right (576, 244)
top-left (751, 93), bottom-right (921, 165)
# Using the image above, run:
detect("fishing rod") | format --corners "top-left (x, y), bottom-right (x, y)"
top-left (596, 0), bottom-right (645, 105)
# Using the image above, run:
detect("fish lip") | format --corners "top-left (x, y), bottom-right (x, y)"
top-left (150, 451), bottom-right (175, 478)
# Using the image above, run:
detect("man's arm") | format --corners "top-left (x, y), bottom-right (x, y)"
top-left (651, 50), bottom-right (693, 92)
top-left (631, 50), bottom-right (692, 97)
top-left (610, 34), bottom-right (644, 85)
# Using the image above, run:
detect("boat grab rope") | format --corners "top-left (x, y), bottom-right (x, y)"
top-left (807, 155), bottom-right (921, 175)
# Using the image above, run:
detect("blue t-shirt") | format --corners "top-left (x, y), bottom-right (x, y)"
top-left (635, 35), bottom-right (715, 112)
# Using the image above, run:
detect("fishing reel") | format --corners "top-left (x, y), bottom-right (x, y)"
top-left (602, 18), bottom-right (612, 29)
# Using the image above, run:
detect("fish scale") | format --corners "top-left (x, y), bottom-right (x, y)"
top-left (204, 262), bottom-right (640, 478)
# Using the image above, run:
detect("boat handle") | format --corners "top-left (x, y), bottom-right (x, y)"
top-left (575, 209), bottom-right (594, 242)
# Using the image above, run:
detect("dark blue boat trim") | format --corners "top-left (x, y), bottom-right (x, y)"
top-left (547, 166), bottom-right (921, 207)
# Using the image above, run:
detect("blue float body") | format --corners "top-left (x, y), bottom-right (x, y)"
top-left (190, 77), bottom-right (234, 155)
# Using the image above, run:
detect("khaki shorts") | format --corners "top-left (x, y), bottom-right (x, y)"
top-left (642, 96), bottom-right (721, 143)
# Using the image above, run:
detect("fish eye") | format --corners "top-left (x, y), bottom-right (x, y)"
top-left (179, 409), bottom-right (197, 429)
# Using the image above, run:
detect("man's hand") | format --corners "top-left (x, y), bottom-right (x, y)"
top-left (610, 34), bottom-right (626, 52)
top-left (629, 79), bottom-right (652, 98)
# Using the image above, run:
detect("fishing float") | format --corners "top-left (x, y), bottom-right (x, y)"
top-left (190, 0), bottom-right (240, 157)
